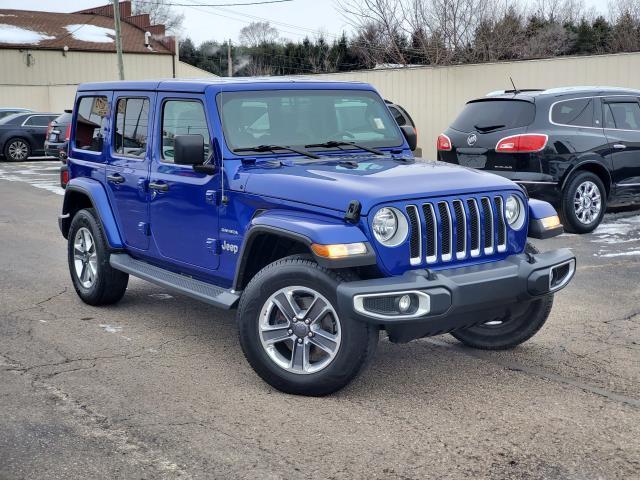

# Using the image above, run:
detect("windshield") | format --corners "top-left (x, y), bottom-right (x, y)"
top-left (218, 90), bottom-right (403, 154)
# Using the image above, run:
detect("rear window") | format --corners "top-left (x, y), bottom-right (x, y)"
top-left (54, 112), bottom-right (73, 124)
top-left (551, 98), bottom-right (595, 127)
top-left (451, 100), bottom-right (535, 133)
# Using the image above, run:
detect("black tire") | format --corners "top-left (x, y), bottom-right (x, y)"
top-left (560, 171), bottom-right (607, 234)
top-left (3, 137), bottom-right (31, 162)
top-left (237, 255), bottom-right (378, 396)
top-left (450, 243), bottom-right (553, 350)
top-left (68, 208), bottom-right (129, 306)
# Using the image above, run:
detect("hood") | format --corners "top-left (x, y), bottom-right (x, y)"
top-left (238, 157), bottom-right (519, 215)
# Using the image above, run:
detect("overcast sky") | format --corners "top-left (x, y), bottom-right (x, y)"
top-left (3, 0), bottom-right (611, 46)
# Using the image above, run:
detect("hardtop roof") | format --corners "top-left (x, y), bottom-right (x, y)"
top-left (77, 77), bottom-right (373, 94)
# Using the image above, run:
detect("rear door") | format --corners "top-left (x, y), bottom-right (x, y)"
top-left (440, 99), bottom-right (536, 172)
top-left (23, 114), bottom-right (57, 154)
top-left (602, 97), bottom-right (640, 201)
top-left (105, 92), bottom-right (154, 251)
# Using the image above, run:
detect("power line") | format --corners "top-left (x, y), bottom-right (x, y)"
top-left (132, 0), bottom-right (293, 6)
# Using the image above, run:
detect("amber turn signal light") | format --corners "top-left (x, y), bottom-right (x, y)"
top-left (311, 242), bottom-right (367, 259)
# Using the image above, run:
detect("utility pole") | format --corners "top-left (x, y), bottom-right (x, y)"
top-left (227, 39), bottom-right (233, 77)
top-left (112, 0), bottom-right (125, 80)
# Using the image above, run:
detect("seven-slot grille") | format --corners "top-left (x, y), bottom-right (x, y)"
top-left (407, 195), bottom-right (510, 266)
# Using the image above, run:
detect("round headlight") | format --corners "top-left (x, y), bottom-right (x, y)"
top-left (505, 195), bottom-right (525, 229)
top-left (372, 207), bottom-right (408, 246)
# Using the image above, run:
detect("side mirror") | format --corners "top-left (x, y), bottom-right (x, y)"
top-left (174, 134), bottom-right (205, 166)
top-left (400, 126), bottom-right (418, 151)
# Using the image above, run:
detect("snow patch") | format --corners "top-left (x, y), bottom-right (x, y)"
top-left (0, 24), bottom-right (54, 44)
top-left (99, 324), bottom-right (123, 333)
top-left (599, 250), bottom-right (640, 258)
top-left (149, 293), bottom-right (174, 300)
top-left (65, 24), bottom-right (115, 43)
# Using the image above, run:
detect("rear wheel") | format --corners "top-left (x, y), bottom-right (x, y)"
top-left (561, 171), bottom-right (606, 234)
top-left (4, 138), bottom-right (31, 162)
top-left (237, 255), bottom-right (378, 396)
top-left (450, 243), bottom-right (554, 350)
top-left (68, 208), bottom-right (128, 306)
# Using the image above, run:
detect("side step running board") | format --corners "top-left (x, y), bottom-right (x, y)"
top-left (109, 253), bottom-right (240, 309)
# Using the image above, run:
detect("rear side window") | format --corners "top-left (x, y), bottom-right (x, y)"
top-left (604, 102), bottom-right (640, 130)
top-left (551, 98), bottom-right (595, 127)
top-left (451, 100), bottom-right (535, 133)
top-left (24, 115), bottom-right (53, 126)
top-left (75, 96), bottom-right (109, 152)
top-left (114, 97), bottom-right (150, 158)
top-left (161, 100), bottom-right (210, 162)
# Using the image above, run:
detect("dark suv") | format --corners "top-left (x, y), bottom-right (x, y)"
top-left (437, 87), bottom-right (640, 233)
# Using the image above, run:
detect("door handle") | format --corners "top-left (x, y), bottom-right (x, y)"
top-left (149, 181), bottom-right (169, 192)
top-left (107, 174), bottom-right (125, 184)
top-left (613, 144), bottom-right (627, 150)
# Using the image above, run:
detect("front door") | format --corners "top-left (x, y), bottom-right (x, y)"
top-left (603, 97), bottom-right (640, 202)
top-left (105, 92), bottom-right (154, 251)
top-left (148, 94), bottom-right (220, 272)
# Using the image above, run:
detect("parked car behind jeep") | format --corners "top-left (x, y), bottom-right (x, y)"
top-left (437, 86), bottom-right (640, 233)
top-left (59, 79), bottom-right (575, 396)
top-left (45, 110), bottom-right (72, 160)
top-left (0, 111), bottom-right (59, 161)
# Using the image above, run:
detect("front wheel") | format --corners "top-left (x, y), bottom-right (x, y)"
top-left (4, 138), bottom-right (31, 162)
top-left (450, 243), bottom-right (554, 350)
top-left (237, 255), bottom-right (378, 396)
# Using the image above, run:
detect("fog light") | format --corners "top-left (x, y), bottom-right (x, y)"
top-left (397, 294), bottom-right (412, 313)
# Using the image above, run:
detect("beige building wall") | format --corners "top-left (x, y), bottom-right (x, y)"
top-left (314, 52), bottom-right (640, 158)
top-left (0, 49), bottom-right (215, 112)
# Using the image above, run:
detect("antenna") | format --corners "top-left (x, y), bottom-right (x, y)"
top-left (510, 77), bottom-right (519, 94)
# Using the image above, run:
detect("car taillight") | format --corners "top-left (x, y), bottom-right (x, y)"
top-left (495, 134), bottom-right (548, 153)
top-left (437, 133), bottom-right (452, 151)
top-left (65, 124), bottom-right (71, 141)
top-left (60, 166), bottom-right (69, 189)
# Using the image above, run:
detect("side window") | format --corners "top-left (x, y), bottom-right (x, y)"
top-left (388, 106), bottom-right (407, 126)
top-left (75, 96), bottom-right (109, 152)
top-left (551, 98), bottom-right (594, 127)
top-left (114, 97), bottom-right (150, 159)
top-left (24, 115), bottom-right (50, 127)
top-left (161, 100), bottom-right (210, 162)
top-left (604, 102), bottom-right (640, 130)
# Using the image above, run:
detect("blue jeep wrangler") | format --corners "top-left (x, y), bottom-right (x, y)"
top-left (59, 79), bottom-right (575, 395)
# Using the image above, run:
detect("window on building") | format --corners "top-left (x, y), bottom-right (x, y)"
top-left (114, 98), bottom-right (150, 158)
top-left (75, 96), bottom-right (109, 152)
top-left (551, 98), bottom-right (595, 127)
top-left (604, 102), bottom-right (640, 130)
top-left (161, 100), bottom-right (210, 162)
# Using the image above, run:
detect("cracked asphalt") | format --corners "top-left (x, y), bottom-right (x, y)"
top-left (1, 161), bottom-right (639, 479)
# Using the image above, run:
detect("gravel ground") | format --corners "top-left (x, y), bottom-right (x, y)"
top-left (1, 161), bottom-right (638, 479)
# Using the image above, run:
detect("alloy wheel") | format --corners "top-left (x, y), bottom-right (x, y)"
top-left (258, 286), bottom-right (342, 374)
top-left (73, 227), bottom-right (98, 288)
top-left (8, 140), bottom-right (28, 161)
top-left (573, 180), bottom-right (602, 225)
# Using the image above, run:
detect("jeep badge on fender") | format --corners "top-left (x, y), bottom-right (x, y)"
top-left (59, 78), bottom-right (576, 396)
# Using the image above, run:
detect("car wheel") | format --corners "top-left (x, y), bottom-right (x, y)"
top-left (68, 208), bottom-right (129, 306)
top-left (561, 171), bottom-right (606, 234)
top-left (237, 255), bottom-right (379, 396)
top-left (450, 243), bottom-right (554, 350)
top-left (4, 138), bottom-right (31, 162)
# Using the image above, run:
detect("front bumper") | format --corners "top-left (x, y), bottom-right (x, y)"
top-left (337, 248), bottom-right (575, 342)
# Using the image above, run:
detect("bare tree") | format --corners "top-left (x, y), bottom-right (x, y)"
top-left (239, 21), bottom-right (279, 47)
top-left (132, 0), bottom-right (185, 35)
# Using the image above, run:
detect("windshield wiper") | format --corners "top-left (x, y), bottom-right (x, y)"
top-left (305, 140), bottom-right (385, 156)
top-left (473, 124), bottom-right (505, 132)
top-left (233, 144), bottom-right (320, 159)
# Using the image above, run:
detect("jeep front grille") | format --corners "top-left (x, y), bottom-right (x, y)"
top-left (406, 195), bottom-right (510, 266)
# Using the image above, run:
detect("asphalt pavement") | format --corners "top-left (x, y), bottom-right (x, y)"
top-left (1, 161), bottom-right (639, 479)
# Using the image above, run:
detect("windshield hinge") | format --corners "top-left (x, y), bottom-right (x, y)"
top-left (344, 200), bottom-right (361, 224)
